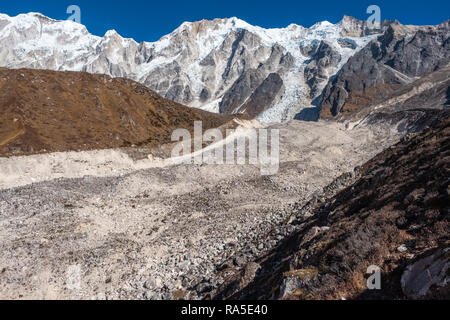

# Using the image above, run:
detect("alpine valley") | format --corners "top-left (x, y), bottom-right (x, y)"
top-left (0, 10), bottom-right (448, 301)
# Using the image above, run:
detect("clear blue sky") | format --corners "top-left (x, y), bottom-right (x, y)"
top-left (1, 0), bottom-right (449, 42)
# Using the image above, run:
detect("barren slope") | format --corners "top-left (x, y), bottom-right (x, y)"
top-left (0, 68), bottom-right (236, 157)
top-left (320, 20), bottom-right (450, 118)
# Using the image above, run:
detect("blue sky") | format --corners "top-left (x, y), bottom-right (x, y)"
top-left (1, 0), bottom-right (449, 42)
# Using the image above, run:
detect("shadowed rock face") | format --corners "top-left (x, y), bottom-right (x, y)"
top-left (304, 41), bottom-right (341, 99)
top-left (219, 44), bottom-right (293, 116)
top-left (220, 69), bottom-right (265, 114)
top-left (320, 20), bottom-right (450, 117)
top-left (214, 109), bottom-right (450, 300)
top-left (238, 73), bottom-right (284, 118)
top-left (446, 86), bottom-right (450, 105)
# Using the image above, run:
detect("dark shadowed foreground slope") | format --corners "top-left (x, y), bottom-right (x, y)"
top-left (0, 68), bottom-right (237, 157)
top-left (215, 109), bottom-right (449, 300)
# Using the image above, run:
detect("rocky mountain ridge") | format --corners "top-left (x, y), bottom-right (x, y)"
top-left (320, 20), bottom-right (450, 118)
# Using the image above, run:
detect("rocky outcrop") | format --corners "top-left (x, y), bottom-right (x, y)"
top-left (219, 44), bottom-right (293, 115)
top-left (321, 20), bottom-right (450, 117)
top-left (239, 73), bottom-right (284, 117)
top-left (339, 15), bottom-right (394, 37)
top-left (401, 247), bottom-right (449, 299)
top-left (342, 64), bottom-right (450, 127)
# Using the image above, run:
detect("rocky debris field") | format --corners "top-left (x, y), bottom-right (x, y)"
top-left (0, 120), bottom-right (399, 299)
top-left (321, 20), bottom-right (450, 118)
top-left (214, 110), bottom-right (449, 300)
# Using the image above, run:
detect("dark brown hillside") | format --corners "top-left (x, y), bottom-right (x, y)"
top-left (0, 68), bottom-right (237, 157)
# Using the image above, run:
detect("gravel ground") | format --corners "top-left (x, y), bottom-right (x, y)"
top-left (0, 120), bottom-right (400, 299)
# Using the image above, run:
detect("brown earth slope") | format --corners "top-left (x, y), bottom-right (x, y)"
top-left (0, 68), bottom-right (237, 157)
top-left (215, 109), bottom-right (450, 300)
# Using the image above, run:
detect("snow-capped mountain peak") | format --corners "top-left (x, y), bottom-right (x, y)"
top-left (0, 12), bottom-right (383, 122)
